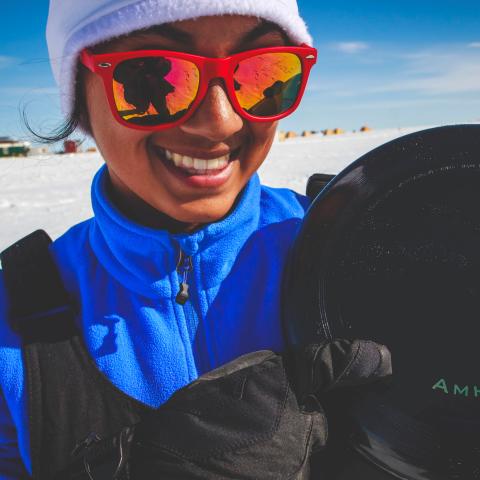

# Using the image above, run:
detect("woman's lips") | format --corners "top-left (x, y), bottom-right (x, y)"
top-left (152, 145), bottom-right (241, 188)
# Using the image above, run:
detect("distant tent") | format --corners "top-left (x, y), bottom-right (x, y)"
top-left (302, 131), bottom-right (314, 137)
top-left (323, 128), bottom-right (345, 136)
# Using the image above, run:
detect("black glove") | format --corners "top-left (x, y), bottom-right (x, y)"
top-left (291, 339), bottom-right (392, 401)
top-left (71, 340), bottom-right (391, 480)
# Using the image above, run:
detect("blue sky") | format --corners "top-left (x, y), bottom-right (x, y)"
top-left (1, 1), bottom-right (480, 144)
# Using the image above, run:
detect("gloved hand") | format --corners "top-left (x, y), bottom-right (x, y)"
top-left (70, 340), bottom-right (391, 480)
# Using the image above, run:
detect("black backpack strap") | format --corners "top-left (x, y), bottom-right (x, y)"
top-left (1, 230), bottom-right (151, 479)
top-left (0, 229), bottom-right (76, 343)
top-left (306, 173), bottom-right (335, 200)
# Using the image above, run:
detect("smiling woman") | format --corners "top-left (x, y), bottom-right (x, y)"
top-left (0, 1), bottom-right (387, 479)
top-left (0, 1), bottom-right (319, 475)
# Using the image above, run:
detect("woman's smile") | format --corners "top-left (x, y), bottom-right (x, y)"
top-left (150, 143), bottom-right (243, 189)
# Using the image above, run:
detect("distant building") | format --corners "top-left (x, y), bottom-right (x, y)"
top-left (0, 137), bottom-right (30, 158)
top-left (29, 146), bottom-right (50, 156)
top-left (63, 139), bottom-right (82, 154)
top-left (360, 125), bottom-right (372, 132)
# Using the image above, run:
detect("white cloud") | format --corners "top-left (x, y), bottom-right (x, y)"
top-left (0, 55), bottom-right (17, 68)
top-left (317, 47), bottom-right (480, 98)
top-left (370, 50), bottom-right (480, 95)
top-left (306, 43), bottom-right (480, 105)
top-left (468, 42), bottom-right (480, 48)
top-left (369, 67), bottom-right (480, 95)
top-left (334, 97), bottom-right (480, 111)
top-left (332, 42), bottom-right (369, 54)
top-left (0, 86), bottom-right (58, 96)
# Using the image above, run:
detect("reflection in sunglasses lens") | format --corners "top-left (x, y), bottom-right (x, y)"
top-left (111, 52), bottom-right (303, 126)
top-left (112, 56), bottom-right (200, 126)
top-left (234, 52), bottom-right (303, 117)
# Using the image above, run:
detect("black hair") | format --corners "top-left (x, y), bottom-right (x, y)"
top-left (22, 65), bottom-right (91, 144)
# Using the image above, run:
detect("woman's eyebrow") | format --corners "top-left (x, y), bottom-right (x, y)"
top-left (239, 20), bottom-right (288, 44)
top-left (140, 24), bottom-right (193, 44)
top-left (140, 20), bottom-right (287, 46)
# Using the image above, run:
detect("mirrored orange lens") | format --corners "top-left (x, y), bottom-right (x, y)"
top-left (112, 56), bottom-right (200, 126)
top-left (233, 52), bottom-right (302, 117)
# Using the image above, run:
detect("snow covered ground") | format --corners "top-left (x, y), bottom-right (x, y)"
top-left (0, 126), bottom-right (432, 251)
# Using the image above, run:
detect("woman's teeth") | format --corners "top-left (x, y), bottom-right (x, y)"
top-left (164, 149), bottom-right (229, 172)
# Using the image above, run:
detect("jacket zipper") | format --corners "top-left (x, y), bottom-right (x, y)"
top-left (175, 249), bottom-right (193, 305)
top-left (175, 247), bottom-right (213, 372)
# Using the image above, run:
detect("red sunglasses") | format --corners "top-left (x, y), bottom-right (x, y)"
top-left (80, 45), bottom-right (317, 131)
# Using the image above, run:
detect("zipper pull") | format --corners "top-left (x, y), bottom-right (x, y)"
top-left (176, 281), bottom-right (189, 305)
top-left (176, 250), bottom-right (193, 305)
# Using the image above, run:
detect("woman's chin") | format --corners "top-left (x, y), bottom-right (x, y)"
top-left (166, 200), bottom-right (237, 226)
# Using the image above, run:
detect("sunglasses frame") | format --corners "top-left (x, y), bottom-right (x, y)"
top-left (80, 44), bottom-right (317, 131)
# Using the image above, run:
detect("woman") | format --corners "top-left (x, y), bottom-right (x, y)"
top-left (0, 1), bottom-right (390, 478)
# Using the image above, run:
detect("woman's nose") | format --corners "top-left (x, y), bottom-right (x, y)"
top-left (179, 81), bottom-right (243, 141)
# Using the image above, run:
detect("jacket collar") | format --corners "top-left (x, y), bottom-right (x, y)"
top-left (89, 165), bottom-right (261, 298)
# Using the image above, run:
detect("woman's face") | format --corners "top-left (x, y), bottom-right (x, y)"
top-left (84, 15), bottom-right (290, 228)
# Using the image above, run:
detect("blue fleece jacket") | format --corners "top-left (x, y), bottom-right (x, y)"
top-left (0, 165), bottom-right (310, 477)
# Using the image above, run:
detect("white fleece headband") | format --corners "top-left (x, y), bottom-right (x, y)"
top-left (46, 0), bottom-right (313, 116)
